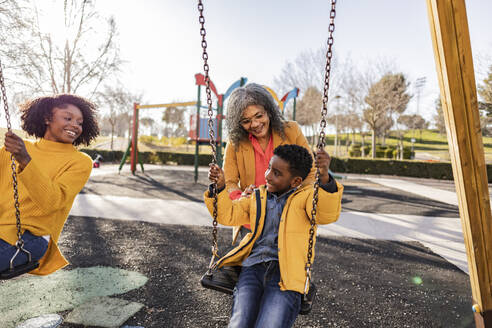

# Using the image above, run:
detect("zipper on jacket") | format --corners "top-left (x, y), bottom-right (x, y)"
top-left (216, 188), bottom-right (263, 267)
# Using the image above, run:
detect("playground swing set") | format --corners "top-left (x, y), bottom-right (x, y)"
top-left (195, 0), bottom-right (492, 326)
top-left (0, 0), bottom-right (490, 326)
top-left (121, 73), bottom-right (301, 182)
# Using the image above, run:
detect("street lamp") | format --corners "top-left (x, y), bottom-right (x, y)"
top-left (415, 77), bottom-right (426, 142)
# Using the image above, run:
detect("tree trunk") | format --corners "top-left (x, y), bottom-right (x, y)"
top-left (361, 133), bottom-right (366, 157)
top-left (371, 129), bottom-right (376, 159)
top-left (346, 131), bottom-right (350, 154)
top-left (111, 124), bottom-right (115, 150)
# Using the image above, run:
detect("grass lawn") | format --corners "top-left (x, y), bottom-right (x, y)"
top-left (324, 129), bottom-right (492, 163)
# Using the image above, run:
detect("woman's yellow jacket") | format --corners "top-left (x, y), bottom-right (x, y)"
top-left (204, 181), bottom-right (343, 294)
top-left (223, 121), bottom-right (316, 194)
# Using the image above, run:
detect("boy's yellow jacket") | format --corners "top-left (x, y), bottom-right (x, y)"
top-left (204, 181), bottom-right (343, 294)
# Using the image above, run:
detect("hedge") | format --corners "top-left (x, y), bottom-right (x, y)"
top-left (80, 149), bottom-right (492, 183)
top-left (80, 149), bottom-right (213, 166)
top-left (330, 157), bottom-right (456, 180)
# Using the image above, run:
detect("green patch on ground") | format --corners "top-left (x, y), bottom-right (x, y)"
top-left (65, 296), bottom-right (144, 328)
top-left (0, 266), bottom-right (147, 328)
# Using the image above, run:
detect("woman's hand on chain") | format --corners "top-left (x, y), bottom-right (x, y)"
top-left (4, 131), bottom-right (31, 171)
top-left (208, 163), bottom-right (225, 190)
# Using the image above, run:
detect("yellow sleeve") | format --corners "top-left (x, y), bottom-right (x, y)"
top-left (223, 141), bottom-right (241, 193)
top-left (17, 154), bottom-right (92, 212)
top-left (203, 188), bottom-right (251, 226)
top-left (304, 181), bottom-right (344, 225)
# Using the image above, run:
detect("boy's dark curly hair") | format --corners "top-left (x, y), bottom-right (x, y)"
top-left (19, 94), bottom-right (99, 146)
top-left (273, 144), bottom-right (313, 180)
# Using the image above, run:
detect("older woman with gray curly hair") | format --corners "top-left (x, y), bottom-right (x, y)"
top-left (223, 83), bottom-right (315, 242)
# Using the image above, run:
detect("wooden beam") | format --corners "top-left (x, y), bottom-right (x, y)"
top-left (427, 0), bottom-right (492, 326)
top-left (136, 101), bottom-right (197, 109)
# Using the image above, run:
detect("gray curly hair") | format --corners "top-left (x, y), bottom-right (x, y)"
top-left (226, 83), bottom-right (285, 147)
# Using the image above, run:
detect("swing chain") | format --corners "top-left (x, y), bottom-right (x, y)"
top-left (198, 0), bottom-right (219, 265)
top-left (306, 0), bottom-right (337, 288)
top-left (0, 60), bottom-right (23, 243)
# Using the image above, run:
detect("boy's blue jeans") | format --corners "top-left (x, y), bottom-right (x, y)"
top-left (229, 260), bottom-right (301, 328)
top-left (0, 231), bottom-right (48, 273)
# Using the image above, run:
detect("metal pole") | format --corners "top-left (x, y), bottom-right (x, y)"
top-left (194, 85), bottom-right (201, 183)
top-left (293, 97), bottom-right (297, 121)
top-left (131, 103), bottom-right (139, 175)
top-left (217, 99), bottom-right (223, 167)
top-left (415, 76), bottom-right (427, 142)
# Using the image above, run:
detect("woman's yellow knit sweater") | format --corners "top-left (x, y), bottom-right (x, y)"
top-left (0, 138), bottom-right (92, 275)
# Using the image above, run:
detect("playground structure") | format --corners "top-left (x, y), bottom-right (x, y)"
top-left (120, 100), bottom-right (197, 174)
top-left (121, 74), bottom-right (249, 177)
top-left (122, 73), bottom-right (302, 179)
top-left (263, 86), bottom-right (300, 120)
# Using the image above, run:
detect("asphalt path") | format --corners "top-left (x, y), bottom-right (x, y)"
top-left (57, 164), bottom-right (474, 327)
top-left (4, 164), bottom-right (476, 328)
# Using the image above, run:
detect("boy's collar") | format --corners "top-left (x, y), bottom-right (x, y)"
top-left (267, 186), bottom-right (299, 199)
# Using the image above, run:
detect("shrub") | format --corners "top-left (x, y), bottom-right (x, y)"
top-left (384, 147), bottom-right (396, 159)
top-left (79, 149), bottom-right (492, 183)
top-left (139, 135), bottom-right (159, 144)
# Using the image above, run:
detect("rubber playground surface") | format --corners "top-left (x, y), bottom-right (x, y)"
top-left (1, 165), bottom-right (475, 328)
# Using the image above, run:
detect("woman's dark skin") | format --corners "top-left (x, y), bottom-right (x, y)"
top-left (4, 104), bottom-right (84, 171)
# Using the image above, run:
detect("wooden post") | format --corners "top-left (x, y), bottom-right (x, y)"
top-left (427, 1), bottom-right (492, 326)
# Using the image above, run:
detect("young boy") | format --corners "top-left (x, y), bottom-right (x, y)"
top-left (205, 144), bottom-right (343, 328)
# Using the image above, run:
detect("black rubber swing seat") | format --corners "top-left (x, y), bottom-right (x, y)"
top-left (0, 260), bottom-right (39, 280)
top-left (200, 265), bottom-right (241, 295)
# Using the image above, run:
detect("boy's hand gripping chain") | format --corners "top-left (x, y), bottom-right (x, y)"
top-left (305, 0), bottom-right (337, 299)
top-left (198, 0), bottom-right (219, 273)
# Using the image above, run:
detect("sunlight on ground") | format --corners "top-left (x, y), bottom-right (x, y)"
top-left (0, 266), bottom-right (147, 328)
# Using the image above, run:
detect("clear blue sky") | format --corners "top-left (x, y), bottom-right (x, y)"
top-left (95, 0), bottom-right (491, 124)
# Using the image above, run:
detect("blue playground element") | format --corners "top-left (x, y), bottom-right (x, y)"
top-left (189, 117), bottom-right (220, 142)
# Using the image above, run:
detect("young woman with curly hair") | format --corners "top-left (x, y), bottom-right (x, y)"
top-left (224, 83), bottom-right (315, 243)
top-left (0, 94), bottom-right (99, 275)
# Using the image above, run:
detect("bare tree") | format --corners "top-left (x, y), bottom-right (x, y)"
top-left (273, 47), bottom-right (345, 119)
top-left (363, 73), bottom-right (411, 158)
top-left (398, 114), bottom-right (428, 141)
top-left (5, 0), bottom-right (121, 98)
top-left (162, 106), bottom-right (187, 139)
top-left (364, 73), bottom-right (411, 158)
top-left (295, 86), bottom-right (322, 148)
top-left (96, 85), bottom-right (142, 150)
top-left (0, 1), bottom-right (30, 60)
top-left (434, 97), bottom-right (446, 136)
top-left (140, 117), bottom-right (156, 136)
top-left (338, 56), bottom-right (398, 151)
top-left (478, 64), bottom-right (492, 112)
top-left (345, 112), bottom-right (363, 145)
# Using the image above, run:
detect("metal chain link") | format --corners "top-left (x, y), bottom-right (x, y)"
top-left (305, 0), bottom-right (337, 295)
top-left (198, 0), bottom-right (219, 269)
top-left (0, 60), bottom-right (23, 245)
